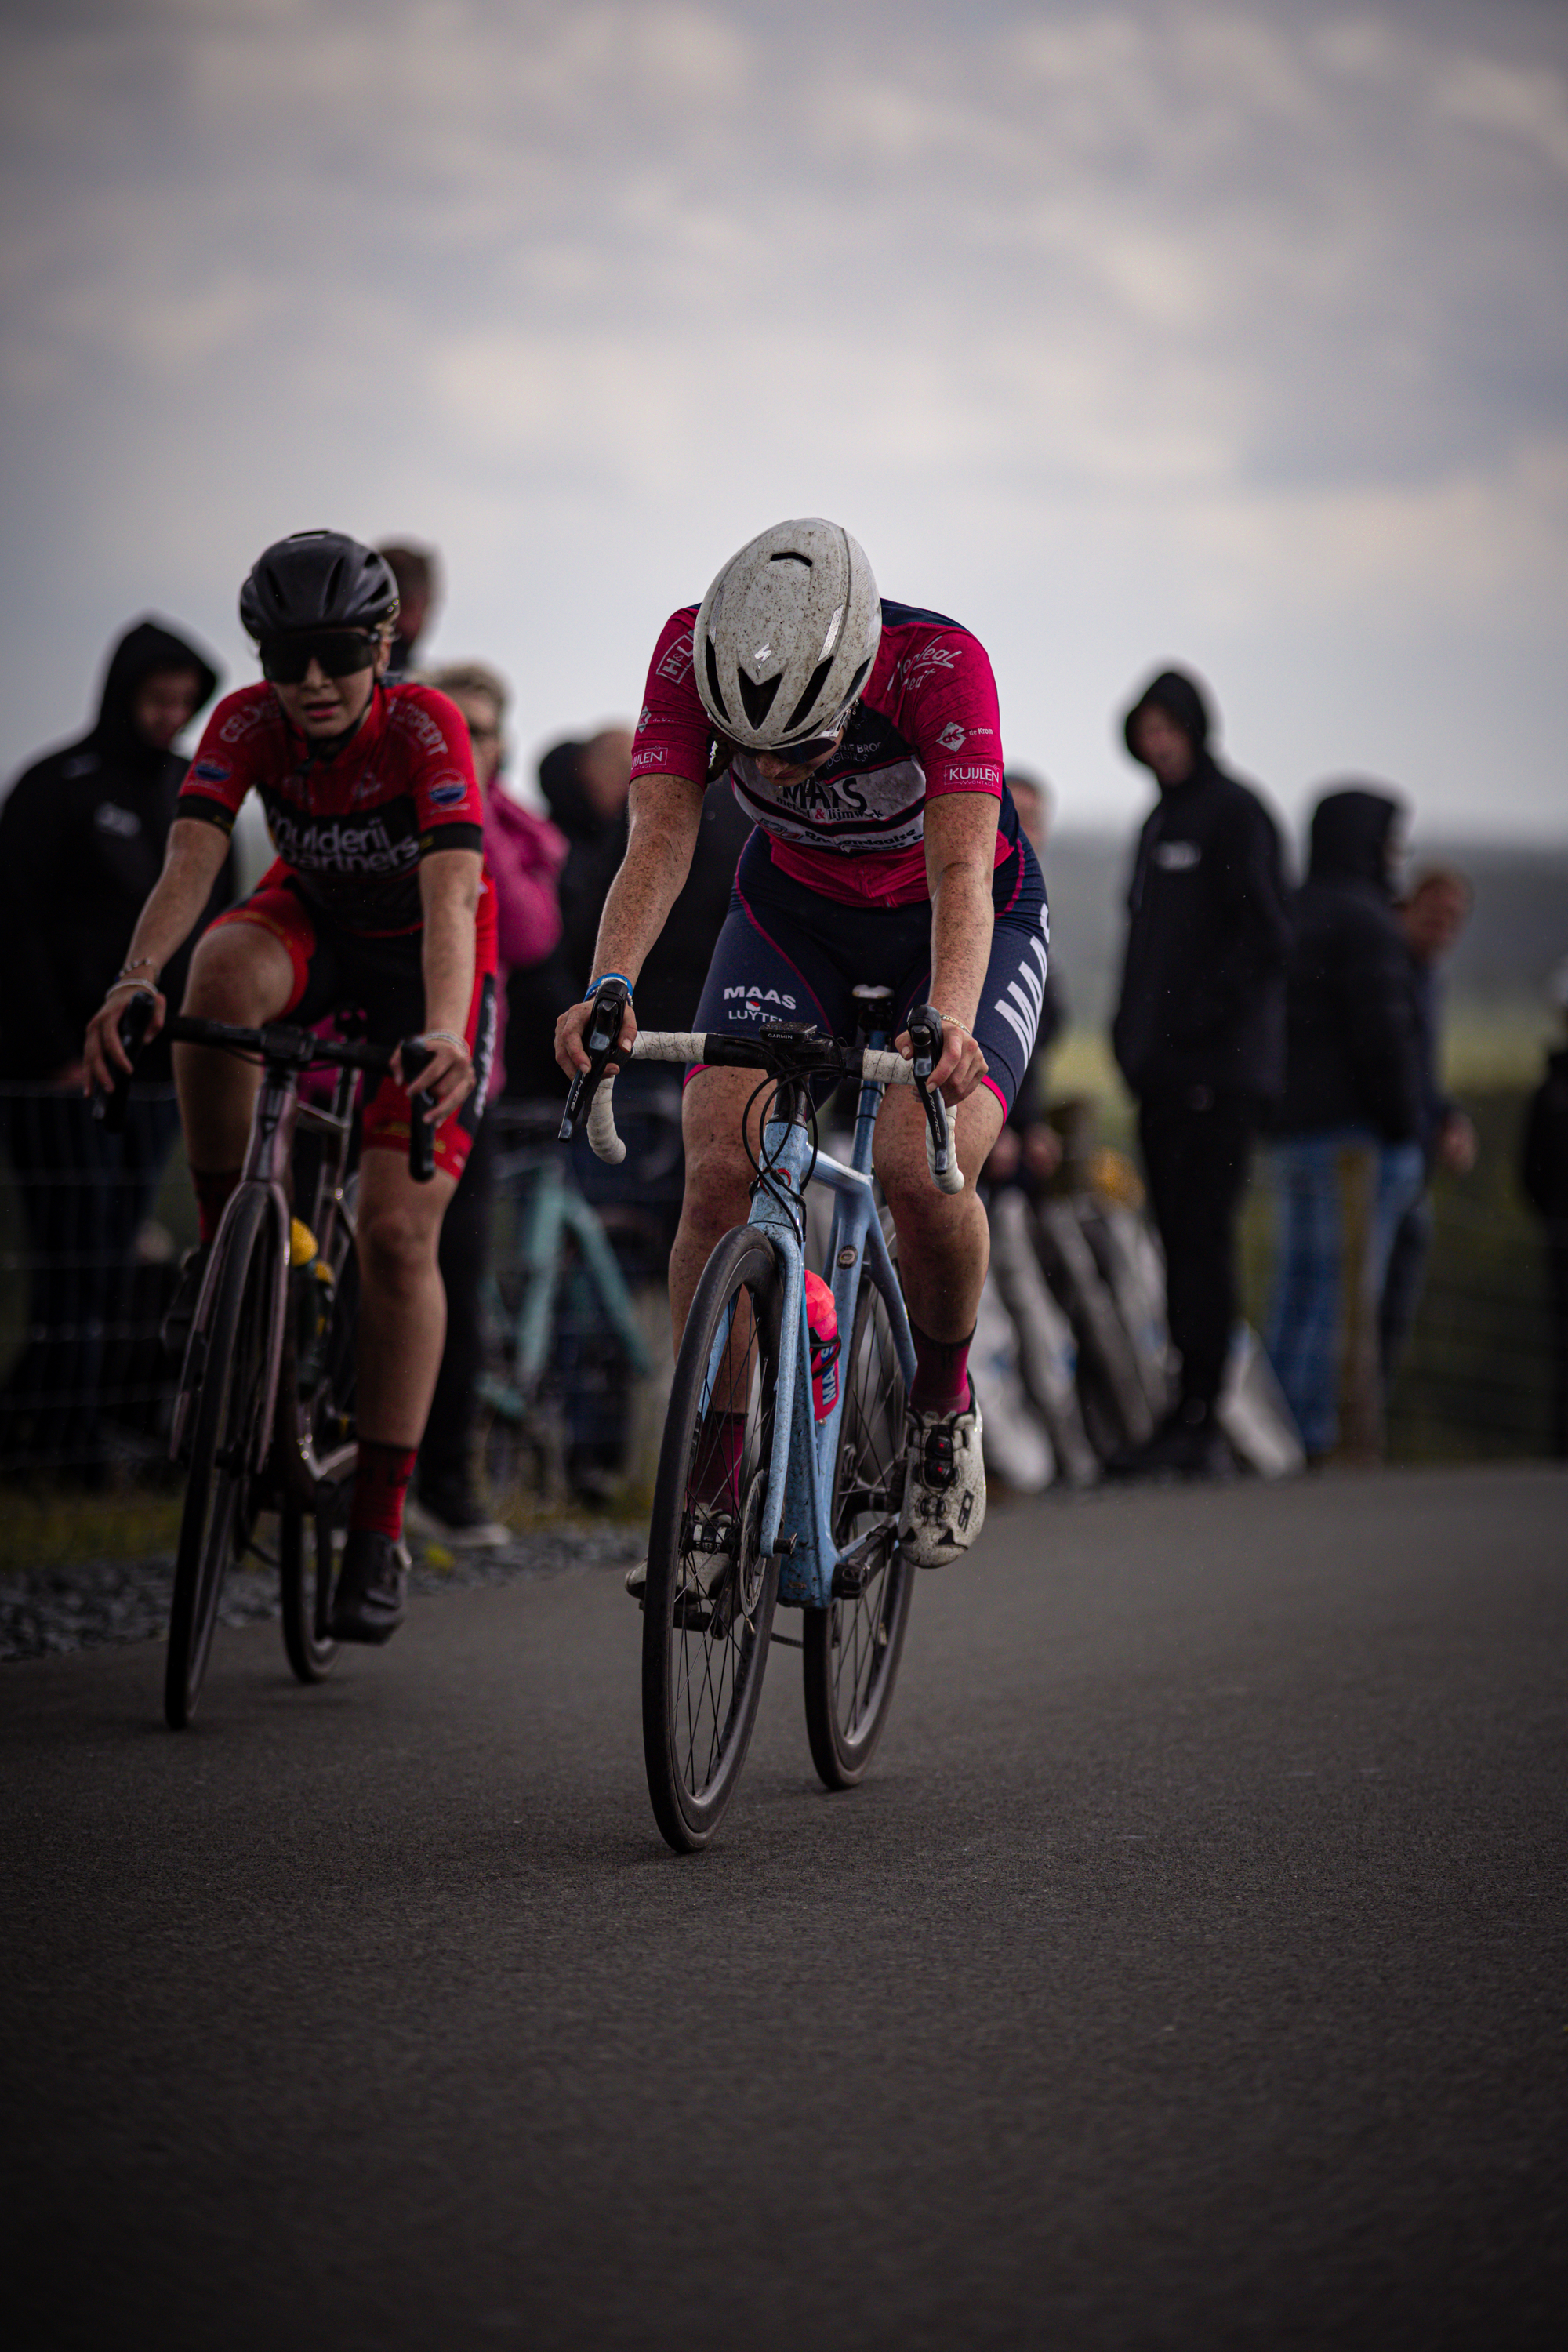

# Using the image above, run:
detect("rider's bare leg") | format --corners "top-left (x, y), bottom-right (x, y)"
top-left (172, 921), bottom-right (296, 1177)
top-left (354, 1149), bottom-right (458, 1448)
top-left (674, 1056), bottom-right (1004, 1357)
top-left (670, 1065), bottom-right (771, 1345)
top-left (873, 1079), bottom-right (1004, 1381)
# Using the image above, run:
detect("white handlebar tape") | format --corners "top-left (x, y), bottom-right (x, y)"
top-left (631, 1033), bottom-right (705, 1062)
top-left (586, 1073), bottom-right (626, 1164)
top-left (925, 1102), bottom-right (965, 1194)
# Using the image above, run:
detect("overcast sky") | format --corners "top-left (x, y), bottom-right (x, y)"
top-left (2, 0), bottom-right (1564, 848)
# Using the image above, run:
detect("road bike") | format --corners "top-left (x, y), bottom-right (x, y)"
top-left (99, 998), bottom-right (439, 1728)
top-left (564, 978), bottom-right (962, 1851)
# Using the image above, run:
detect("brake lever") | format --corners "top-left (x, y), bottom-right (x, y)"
top-left (401, 1039), bottom-right (437, 1184)
top-left (559, 979), bottom-right (630, 1142)
top-left (906, 1007), bottom-right (949, 1159)
top-left (91, 992), bottom-right (157, 1134)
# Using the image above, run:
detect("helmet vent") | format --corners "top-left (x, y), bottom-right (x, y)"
top-left (703, 638), bottom-right (731, 724)
top-left (781, 656), bottom-right (835, 737)
top-left (769, 551), bottom-right (811, 568)
top-left (739, 667), bottom-right (782, 728)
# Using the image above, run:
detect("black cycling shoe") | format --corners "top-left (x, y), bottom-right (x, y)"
top-left (160, 1243), bottom-right (211, 1358)
top-left (329, 1530), bottom-right (411, 1644)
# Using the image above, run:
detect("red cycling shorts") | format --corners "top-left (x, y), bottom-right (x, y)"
top-left (210, 860), bottom-right (499, 1181)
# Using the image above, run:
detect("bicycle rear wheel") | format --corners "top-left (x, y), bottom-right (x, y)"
top-left (802, 1259), bottom-right (914, 1789)
top-left (281, 1202), bottom-right (358, 1684)
top-left (642, 1225), bottom-right (782, 1853)
top-left (165, 1189), bottom-right (279, 1730)
top-left (280, 1493), bottom-right (343, 1682)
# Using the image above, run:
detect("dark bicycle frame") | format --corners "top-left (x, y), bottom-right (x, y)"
top-left (164, 1016), bottom-right (383, 1501)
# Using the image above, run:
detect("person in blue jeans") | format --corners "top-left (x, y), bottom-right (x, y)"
top-left (1266, 787), bottom-right (1425, 1461)
top-left (1378, 866), bottom-right (1477, 1390)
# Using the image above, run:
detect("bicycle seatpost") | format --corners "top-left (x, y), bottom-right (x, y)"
top-left (91, 992), bottom-right (158, 1134)
top-left (559, 978), bottom-right (630, 1145)
top-left (400, 1040), bottom-right (439, 1183)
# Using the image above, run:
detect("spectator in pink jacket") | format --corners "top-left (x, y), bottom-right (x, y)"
top-left (408, 662), bottom-right (566, 1547)
top-left (430, 662), bottom-right (567, 1094)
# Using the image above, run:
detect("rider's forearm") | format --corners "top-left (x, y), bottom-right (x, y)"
top-left (927, 863), bottom-right (995, 1033)
top-left (116, 819), bottom-right (231, 993)
top-left (418, 848), bottom-right (482, 1038)
top-left (587, 776), bottom-right (704, 989)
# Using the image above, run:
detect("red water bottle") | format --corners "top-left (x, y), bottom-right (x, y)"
top-left (804, 1272), bottom-right (840, 1422)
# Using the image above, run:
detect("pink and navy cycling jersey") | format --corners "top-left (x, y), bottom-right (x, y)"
top-left (631, 600), bottom-right (1008, 908)
top-left (176, 681), bottom-right (484, 936)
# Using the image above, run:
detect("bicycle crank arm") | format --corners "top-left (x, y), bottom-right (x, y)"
top-left (831, 1522), bottom-right (899, 1599)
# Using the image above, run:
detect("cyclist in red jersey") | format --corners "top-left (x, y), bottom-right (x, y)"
top-left (557, 518), bottom-right (1052, 1570)
top-left (84, 532), bottom-right (497, 1642)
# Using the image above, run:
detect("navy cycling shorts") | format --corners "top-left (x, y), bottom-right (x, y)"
top-left (690, 829), bottom-right (1051, 1116)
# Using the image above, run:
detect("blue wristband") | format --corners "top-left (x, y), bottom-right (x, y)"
top-left (586, 973), bottom-right (634, 1004)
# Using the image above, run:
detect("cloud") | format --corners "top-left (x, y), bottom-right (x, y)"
top-left (0, 0), bottom-right (1565, 835)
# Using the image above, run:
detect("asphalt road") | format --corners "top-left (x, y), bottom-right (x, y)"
top-left (3, 1465), bottom-right (1565, 2352)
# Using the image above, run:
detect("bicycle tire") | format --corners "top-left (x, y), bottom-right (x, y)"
top-left (642, 1225), bottom-right (782, 1853)
top-left (279, 1496), bottom-right (340, 1682)
top-left (802, 1259), bottom-right (915, 1789)
top-left (165, 1189), bottom-right (279, 1729)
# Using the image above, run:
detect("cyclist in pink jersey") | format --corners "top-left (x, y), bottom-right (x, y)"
top-left (84, 532), bottom-right (495, 1643)
top-left (557, 517), bottom-right (1052, 1569)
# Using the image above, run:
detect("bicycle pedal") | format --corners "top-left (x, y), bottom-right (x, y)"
top-left (688, 1516), bottom-right (736, 1555)
top-left (671, 1589), bottom-right (716, 1633)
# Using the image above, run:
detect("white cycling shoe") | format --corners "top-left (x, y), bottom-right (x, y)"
top-left (898, 1385), bottom-right (985, 1568)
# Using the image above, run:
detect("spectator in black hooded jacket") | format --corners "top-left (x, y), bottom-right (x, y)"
top-left (0, 618), bottom-right (225, 1479)
top-left (1110, 667), bottom-right (1290, 1477)
top-left (1265, 786), bottom-right (1425, 1462)
top-left (1519, 957), bottom-right (1568, 1458)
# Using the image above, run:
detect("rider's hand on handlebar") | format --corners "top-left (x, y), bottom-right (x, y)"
top-left (82, 986), bottom-right (166, 1096)
top-left (555, 994), bottom-right (638, 1079)
top-left (394, 1033), bottom-right (475, 1124)
top-left (896, 1016), bottom-right (988, 1106)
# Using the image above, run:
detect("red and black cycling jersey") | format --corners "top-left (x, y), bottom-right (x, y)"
top-left (176, 681), bottom-right (484, 935)
top-left (630, 598), bottom-right (1010, 909)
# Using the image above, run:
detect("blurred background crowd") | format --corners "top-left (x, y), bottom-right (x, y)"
top-left (0, 530), bottom-right (1563, 1555)
top-left (4, 0), bottom-right (1566, 1565)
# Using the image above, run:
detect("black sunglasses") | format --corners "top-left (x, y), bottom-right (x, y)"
top-left (765, 718), bottom-right (849, 768)
top-left (260, 631), bottom-right (381, 684)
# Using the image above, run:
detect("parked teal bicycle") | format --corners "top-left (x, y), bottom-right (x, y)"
top-left (478, 1099), bottom-right (658, 1502)
top-left (563, 978), bottom-right (961, 1851)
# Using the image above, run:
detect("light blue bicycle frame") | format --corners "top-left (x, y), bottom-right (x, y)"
top-left (704, 1054), bottom-right (916, 1611)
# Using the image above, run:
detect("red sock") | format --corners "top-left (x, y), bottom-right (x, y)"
top-left (350, 1440), bottom-right (419, 1539)
top-left (692, 1410), bottom-right (748, 1512)
top-left (191, 1167), bottom-right (242, 1247)
top-left (909, 1320), bottom-right (974, 1416)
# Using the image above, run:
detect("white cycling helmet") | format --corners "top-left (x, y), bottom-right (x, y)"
top-left (695, 517), bottom-right (881, 752)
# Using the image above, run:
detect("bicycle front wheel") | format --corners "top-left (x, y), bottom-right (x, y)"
top-left (643, 1225), bottom-right (782, 1853)
top-left (165, 1189), bottom-right (278, 1730)
top-left (802, 1258), bottom-right (914, 1789)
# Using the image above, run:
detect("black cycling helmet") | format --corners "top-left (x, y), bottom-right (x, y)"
top-left (239, 530), bottom-right (399, 641)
